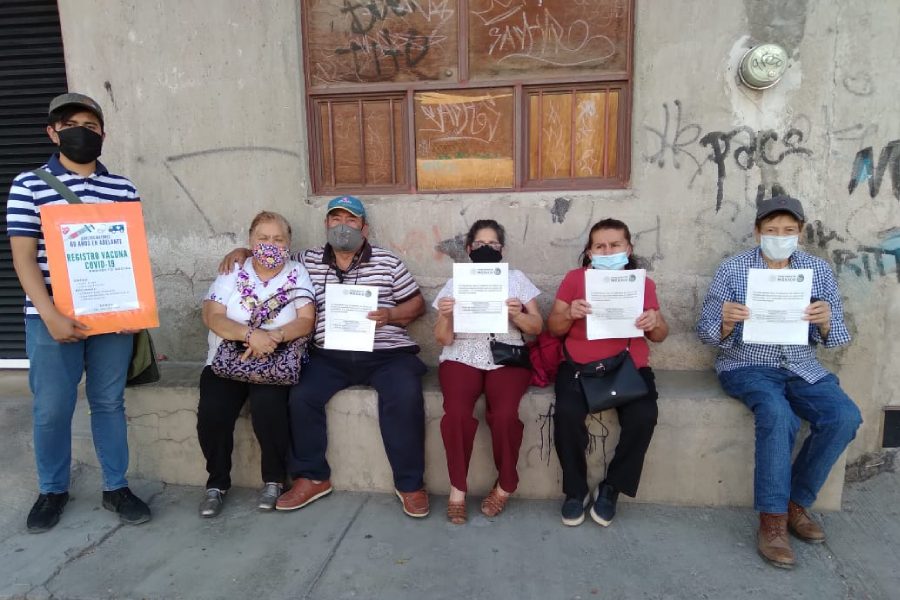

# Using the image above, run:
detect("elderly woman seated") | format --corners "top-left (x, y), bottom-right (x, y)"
top-left (196, 211), bottom-right (315, 517)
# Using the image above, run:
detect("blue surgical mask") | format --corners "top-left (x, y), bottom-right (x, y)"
top-left (760, 235), bottom-right (798, 261)
top-left (590, 252), bottom-right (629, 270)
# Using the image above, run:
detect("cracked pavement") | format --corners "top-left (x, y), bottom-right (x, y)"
top-left (1, 376), bottom-right (898, 600)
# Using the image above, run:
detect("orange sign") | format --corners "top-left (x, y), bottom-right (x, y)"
top-left (40, 202), bottom-right (158, 335)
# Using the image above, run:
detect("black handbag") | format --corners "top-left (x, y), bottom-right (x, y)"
top-left (564, 341), bottom-right (648, 413)
top-left (489, 334), bottom-right (532, 369)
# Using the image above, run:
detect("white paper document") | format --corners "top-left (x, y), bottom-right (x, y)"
top-left (324, 283), bottom-right (379, 351)
top-left (743, 268), bottom-right (813, 345)
top-left (61, 221), bottom-right (140, 316)
top-left (452, 263), bottom-right (509, 334)
top-left (584, 269), bottom-right (645, 340)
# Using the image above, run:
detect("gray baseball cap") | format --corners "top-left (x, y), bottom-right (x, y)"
top-left (756, 195), bottom-right (805, 223)
top-left (48, 92), bottom-right (104, 124)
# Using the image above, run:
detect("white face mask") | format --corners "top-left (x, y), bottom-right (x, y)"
top-left (760, 235), bottom-right (798, 261)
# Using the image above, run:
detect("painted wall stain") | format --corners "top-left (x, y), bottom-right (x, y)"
top-left (550, 197), bottom-right (572, 223)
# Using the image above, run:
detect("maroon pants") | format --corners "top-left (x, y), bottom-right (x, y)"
top-left (438, 360), bottom-right (532, 493)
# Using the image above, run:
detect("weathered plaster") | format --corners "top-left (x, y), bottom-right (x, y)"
top-left (57, 0), bottom-right (900, 460)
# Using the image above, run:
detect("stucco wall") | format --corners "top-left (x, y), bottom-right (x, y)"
top-left (57, 0), bottom-right (899, 459)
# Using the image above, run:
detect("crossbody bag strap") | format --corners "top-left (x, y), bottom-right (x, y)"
top-left (562, 337), bottom-right (633, 370)
top-left (249, 287), bottom-right (315, 328)
top-left (32, 169), bottom-right (83, 204)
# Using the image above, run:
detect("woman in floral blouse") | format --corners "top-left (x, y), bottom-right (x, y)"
top-left (197, 211), bottom-right (315, 517)
top-left (433, 220), bottom-right (543, 524)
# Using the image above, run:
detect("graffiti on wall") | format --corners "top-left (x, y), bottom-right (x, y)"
top-left (848, 140), bottom-right (900, 201)
top-left (469, 0), bottom-right (626, 69)
top-left (832, 236), bottom-right (900, 284)
top-left (307, 0), bottom-right (457, 85)
top-left (699, 126), bottom-right (812, 212)
top-left (805, 221), bottom-right (900, 285)
top-left (644, 100), bottom-right (814, 211)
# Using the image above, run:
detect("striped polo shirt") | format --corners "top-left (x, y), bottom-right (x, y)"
top-left (5, 154), bottom-right (141, 317)
top-left (298, 241), bottom-right (422, 350)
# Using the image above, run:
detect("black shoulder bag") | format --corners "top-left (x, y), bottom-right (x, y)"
top-left (489, 333), bottom-right (532, 369)
top-left (563, 340), bottom-right (648, 413)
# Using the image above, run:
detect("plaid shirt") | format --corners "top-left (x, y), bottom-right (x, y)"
top-left (697, 247), bottom-right (851, 383)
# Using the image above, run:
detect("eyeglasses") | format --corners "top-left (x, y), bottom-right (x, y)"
top-left (471, 241), bottom-right (503, 251)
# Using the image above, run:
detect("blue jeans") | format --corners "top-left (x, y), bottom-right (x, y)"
top-left (719, 367), bottom-right (861, 513)
top-left (26, 318), bottom-right (134, 493)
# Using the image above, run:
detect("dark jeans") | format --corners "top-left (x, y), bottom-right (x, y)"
top-left (553, 360), bottom-right (658, 499)
top-left (288, 347), bottom-right (427, 492)
top-left (197, 366), bottom-right (290, 490)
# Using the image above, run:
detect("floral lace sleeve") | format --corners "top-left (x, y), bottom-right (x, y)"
top-left (289, 262), bottom-right (316, 309)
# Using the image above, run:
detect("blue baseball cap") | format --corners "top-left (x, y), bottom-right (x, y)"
top-left (326, 195), bottom-right (366, 219)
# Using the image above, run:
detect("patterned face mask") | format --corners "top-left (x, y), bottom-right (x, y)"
top-left (252, 242), bottom-right (290, 270)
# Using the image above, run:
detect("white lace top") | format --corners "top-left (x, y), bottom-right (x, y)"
top-left (433, 269), bottom-right (541, 370)
top-left (204, 258), bottom-right (315, 365)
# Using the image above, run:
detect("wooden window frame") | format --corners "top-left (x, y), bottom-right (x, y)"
top-left (522, 83), bottom-right (630, 191)
top-left (309, 93), bottom-right (410, 195)
top-left (301, 0), bottom-right (634, 195)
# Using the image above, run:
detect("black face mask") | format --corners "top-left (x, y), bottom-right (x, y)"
top-left (57, 126), bottom-right (103, 164)
top-left (468, 245), bottom-right (502, 263)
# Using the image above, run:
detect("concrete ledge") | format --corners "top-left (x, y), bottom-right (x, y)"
top-left (71, 363), bottom-right (845, 510)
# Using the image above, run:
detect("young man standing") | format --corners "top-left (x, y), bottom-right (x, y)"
top-left (697, 196), bottom-right (862, 569)
top-left (6, 93), bottom-right (151, 532)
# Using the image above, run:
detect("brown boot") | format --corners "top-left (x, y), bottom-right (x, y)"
top-left (788, 500), bottom-right (826, 544)
top-left (758, 513), bottom-right (796, 569)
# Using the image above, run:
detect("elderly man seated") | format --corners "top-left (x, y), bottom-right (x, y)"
top-left (697, 195), bottom-right (862, 569)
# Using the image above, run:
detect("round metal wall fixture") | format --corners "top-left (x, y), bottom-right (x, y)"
top-left (738, 43), bottom-right (788, 90)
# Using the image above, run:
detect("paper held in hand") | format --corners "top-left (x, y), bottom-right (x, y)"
top-left (743, 268), bottom-right (813, 345)
top-left (452, 262), bottom-right (509, 334)
top-left (324, 283), bottom-right (378, 351)
top-left (40, 202), bottom-right (158, 335)
top-left (584, 269), bottom-right (645, 340)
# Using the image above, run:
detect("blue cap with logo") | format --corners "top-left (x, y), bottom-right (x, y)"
top-left (326, 195), bottom-right (366, 219)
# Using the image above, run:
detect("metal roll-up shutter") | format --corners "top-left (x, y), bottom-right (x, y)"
top-left (0, 0), bottom-right (67, 362)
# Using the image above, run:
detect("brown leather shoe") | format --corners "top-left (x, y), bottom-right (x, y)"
top-left (758, 513), bottom-right (796, 569)
top-left (788, 500), bottom-right (826, 544)
top-left (395, 488), bottom-right (429, 518)
top-left (275, 478), bottom-right (332, 511)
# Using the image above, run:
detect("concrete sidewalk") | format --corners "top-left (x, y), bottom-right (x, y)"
top-left (1, 388), bottom-right (898, 600)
